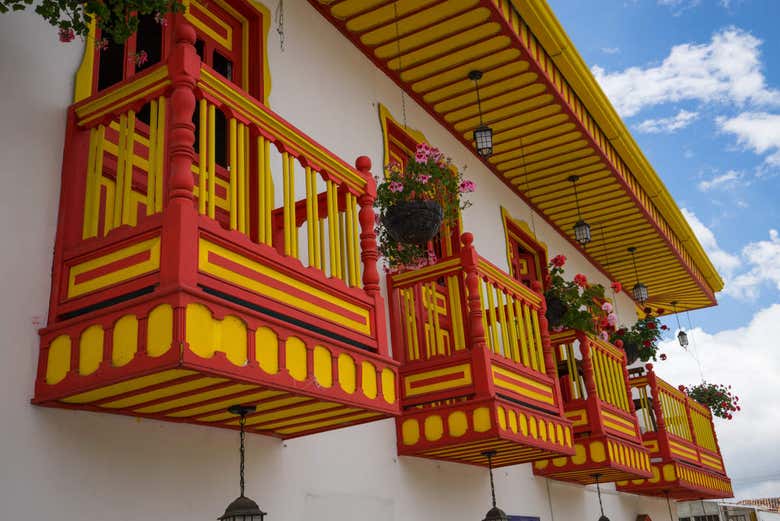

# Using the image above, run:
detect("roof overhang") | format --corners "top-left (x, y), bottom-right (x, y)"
top-left (308, 0), bottom-right (724, 312)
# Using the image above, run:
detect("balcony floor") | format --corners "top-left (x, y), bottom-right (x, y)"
top-left (616, 460), bottom-right (733, 500)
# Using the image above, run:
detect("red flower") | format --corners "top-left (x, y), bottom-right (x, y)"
top-left (727, 414), bottom-right (733, 420)
top-left (58, 27), bottom-right (75, 43)
top-left (643, 307), bottom-right (652, 315)
top-left (736, 406), bottom-right (741, 411)
top-left (660, 324), bottom-right (668, 330)
top-left (643, 340), bottom-right (652, 347)
top-left (656, 308), bottom-right (665, 315)
top-left (659, 353), bottom-right (667, 361)
top-left (611, 281), bottom-right (622, 293)
top-left (647, 321), bottom-right (656, 330)
top-left (574, 274), bottom-right (588, 287)
top-left (551, 254), bottom-right (566, 267)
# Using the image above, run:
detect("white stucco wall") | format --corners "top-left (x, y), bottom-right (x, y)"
top-left (0, 3), bottom-right (664, 520)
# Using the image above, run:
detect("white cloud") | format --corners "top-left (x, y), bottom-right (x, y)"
top-left (697, 169), bottom-right (744, 191)
top-left (636, 109), bottom-right (699, 133)
top-left (592, 28), bottom-right (780, 117)
top-left (681, 208), bottom-right (741, 279)
top-left (682, 209), bottom-right (780, 300)
top-left (717, 112), bottom-right (780, 166)
top-left (654, 304), bottom-right (780, 499)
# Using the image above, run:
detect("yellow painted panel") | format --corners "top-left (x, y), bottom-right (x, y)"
top-left (255, 327), bottom-right (279, 375)
top-left (404, 363), bottom-right (471, 396)
top-left (112, 315), bottom-right (138, 367)
top-left (244, 402), bottom-right (344, 428)
top-left (518, 413), bottom-right (528, 436)
top-left (79, 325), bottom-right (104, 376)
top-left (285, 337), bottom-right (307, 382)
top-left (62, 370), bottom-right (195, 403)
top-left (46, 335), bottom-right (71, 385)
top-left (663, 463), bottom-right (677, 482)
top-left (535, 459), bottom-right (549, 470)
top-left (538, 419), bottom-right (547, 441)
top-left (167, 390), bottom-right (285, 418)
top-left (185, 303), bottom-right (214, 358)
top-left (473, 407), bottom-right (492, 433)
top-left (135, 383), bottom-right (257, 414)
top-left (221, 315), bottom-right (247, 366)
top-left (103, 377), bottom-right (226, 409)
top-left (402, 419), bottom-right (420, 445)
top-left (492, 365), bottom-right (554, 404)
top-left (381, 368), bottom-right (396, 404)
top-left (507, 409), bottom-right (518, 433)
top-left (529, 416), bottom-right (538, 439)
top-left (147, 304), bottom-right (173, 357)
top-left (338, 354), bottom-right (356, 394)
top-left (590, 441), bottom-right (606, 463)
top-left (649, 465), bottom-right (661, 484)
top-left (448, 411), bottom-right (468, 437)
top-left (572, 443), bottom-right (587, 465)
top-left (424, 414), bottom-right (444, 441)
top-left (199, 239), bottom-right (370, 335)
top-left (496, 406), bottom-right (506, 430)
top-left (67, 237), bottom-right (161, 298)
top-left (361, 361), bottom-right (376, 398)
top-left (552, 456), bottom-right (567, 467)
top-left (199, 395), bottom-right (310, 423)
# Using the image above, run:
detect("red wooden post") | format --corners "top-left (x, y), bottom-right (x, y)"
top-left (619, 342), bottom-right (638, 415)
top-left (356, 156), bottom-right (388, 357)
top-left (580, 336), bottom-right (605, 435)
top-left (532, 280), bottom-right (565, 415)
top-left (159, 20), bottom-right (201, 295)
top-left (460, 232), bottom-right (495, 399)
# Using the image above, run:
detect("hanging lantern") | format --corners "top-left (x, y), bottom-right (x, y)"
top-left (568, 175), bottom-right (591, 246)
top-left (593, 474), bottom-right (610, 521)
top-left (481, 451), bottom-right (508, 521)
top-left (628, 247), bottom-right (648, 304)
top-left (218, 405), bottom-right (267, 521)
top-left (671, 301), bottom-right (689, 348)
top-left (469, 70), bottom-right (493, 158)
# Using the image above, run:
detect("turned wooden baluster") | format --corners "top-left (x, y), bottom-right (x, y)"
top-left (461, 233), bottom-right (495, 398)
top-left (580, 338), bottom-right (605, 436)
top-left (532, 280), bottom-right (566, 415)
top-left (646, 363), bottom-right (672, 459)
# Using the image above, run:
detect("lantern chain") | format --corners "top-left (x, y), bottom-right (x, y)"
top-left (239, 411), bottom-right (247, 497)
top-left (393, 1), bottom-right (408, 128)
top-left (594, 474), bottom-right (605, 518)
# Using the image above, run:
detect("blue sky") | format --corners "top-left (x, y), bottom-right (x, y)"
top-left (548, 0), bottom-right (780, 501)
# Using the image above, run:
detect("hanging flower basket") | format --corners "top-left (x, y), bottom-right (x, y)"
top-left (682, 382), bottom-right (740, 420)
top-left (616, 339), bottom-right (640, 365)
top-left (383, 200), bottom-right (443, 245)
top-left (544, 292), bottom-right (569, 329)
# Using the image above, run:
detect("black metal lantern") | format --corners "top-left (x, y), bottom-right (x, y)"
top-left (568, 175), bottom-right (591, 246)
top-left (481, 451), bottom-right (508, 521)
top-left (671, 301), bottom-right (689, 348)
top-left (469, 70), bottom-right (493, 158)
top-left (628, 247), bottom-right (648, 304)
top-left (593, 474), bottom-right (610, 521)
top-left (218, 405), bottom-right (267, 521)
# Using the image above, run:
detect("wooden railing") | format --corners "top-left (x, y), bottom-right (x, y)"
top-left (388, 234), bottom-right (546, 373)
top-left (628, 365), bottom-right (725, 473)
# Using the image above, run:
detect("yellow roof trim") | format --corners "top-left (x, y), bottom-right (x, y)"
top-left (512, 0), bottom-right (724, 293)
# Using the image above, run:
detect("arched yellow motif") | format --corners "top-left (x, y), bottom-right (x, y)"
top-left (378, 103), bottom-right (427, 170)
top-left (314, 346), bottom-right (333, 388)
top-left (285, 337), bottom-right (307, 382)
top-left (473, 407), bottom-right (491, 433)
top-left (185, 303), bottom-right (247, 366)
top-left (662, 463), bottom-right (677, 482)
top-left (360, 361), bottom-right (376, 398)
top-left (255, 327), bottom-right (278, 374)
top-left (112, 314), bottom-right (138, 367)
top-left (448, 411), bottom-right (468, 437)
top-left (424, 415), bottom-right (444, 441)
top-left (338, 354), bottom-right (356, 394)
top-left (496, 406), bottom-right (507, 429)
top-left (381, 368), bottom-right (396, 404)
top-left (79, 324), bottom-right (104, 375)
top-left (590, 440), bottom-right (606, 463)
top-left (147, 304), bottom-right (173, 357)
top-left (46, 335), bottom-right (72, 385)
top-left (571, 443), bottom-right (587, 465)
top-left (402, 419), bottom-right (420, 445)
top-left (507, 409), bottom-right (518, 433)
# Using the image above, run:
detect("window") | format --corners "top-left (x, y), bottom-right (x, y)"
top-left (501, 208), bottom-right (547, 289)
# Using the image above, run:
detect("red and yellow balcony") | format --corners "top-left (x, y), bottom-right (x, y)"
top-left (532, 330), bottom-right (652, 484)
top-left (33, 24), bottom-right (399, 438)
top-left (616, 365), bottom-right (733, 500)
top-left (387, 234), bottom-right (574, 467)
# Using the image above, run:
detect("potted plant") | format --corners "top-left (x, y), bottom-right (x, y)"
top-left (611, 307), bottom-right (668, 364)
top-left (375, 143), bottom-right (473, 270)
top-left (682, 382), bottom-right (740, 420)
top-left (544, 255), bottom-right (612, 337)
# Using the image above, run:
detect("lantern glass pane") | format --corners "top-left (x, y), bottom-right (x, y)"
top-left (678, 330), bottom-right (689, 347)
top-left (574, 220), bottom-right (591, 245)
top-left (474, 125), bottom-right (493, 158)
top-left (631, 283), bottom-right (648, 303)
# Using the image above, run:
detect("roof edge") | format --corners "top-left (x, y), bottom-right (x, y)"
top-left (512, 0), bottom-right (725, 294)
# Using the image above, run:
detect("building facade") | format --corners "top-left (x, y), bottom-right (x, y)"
top-left (0, 1), bottom-right (733, 520)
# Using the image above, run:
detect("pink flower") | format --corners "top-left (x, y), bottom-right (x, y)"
top-left (458, 180), bottom-right (476, 193)
top-left (134, 50), bottom-right (149, 67)
top-left (58, 27), bottom-right (75, 43)
top-left (574, 274), bottom-right (588, 287)
top-left (96, 38), bottom-right (109, 51)
top-left (388, 181), bottom-right (404, 193)
top-left (599, 331), bottom-right (609, 341)
top-left (154, 12), bottom-right (168, 26)
top-left (417, 174), bottom-right (431, 184)
top-left (611, 281), bottom-right (622, 293)
top-left (601, 302), bottom-right (613, 313)
top-left (552, 325), bottom-right (565, 333)
top-left (415, 151), bottom-right (427, 163)
top-left (607, 312), bottom-right (618, 326)
top-left (551, 255), bottom-right (566, 268)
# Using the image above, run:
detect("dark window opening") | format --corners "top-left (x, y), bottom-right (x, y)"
top-left (137, 102), bottom-right (151, 126)
top-left (135, 14), bottom-right (163, 72)
top-left (97, 39), bottom-right (125, 91)
top-left (195, 39), bottom-right (205, 62)
top-left (212, 50), bottom-right (233, 81)
top-left (214, 108), bottom-right (228, 168)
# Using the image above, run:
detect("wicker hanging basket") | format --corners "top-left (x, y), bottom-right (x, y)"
top-left (383, 200), bottom-right (444, 245)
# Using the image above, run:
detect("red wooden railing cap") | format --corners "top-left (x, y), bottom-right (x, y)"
top-left (355, 156), bottom-right (371, 172)
top-left (461, 232), bottom-right (474, 247)
top-left (175, 22), bottom-right (197, 45)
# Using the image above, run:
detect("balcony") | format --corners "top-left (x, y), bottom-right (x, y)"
top-left (33, 25), bottom-right (398, 438)
top-left (387, 234), bottom-right (574, 467)
top-left (532, 330), bottom-right (652, 484)
top-left (615, 365), bottom-right (733, 500)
